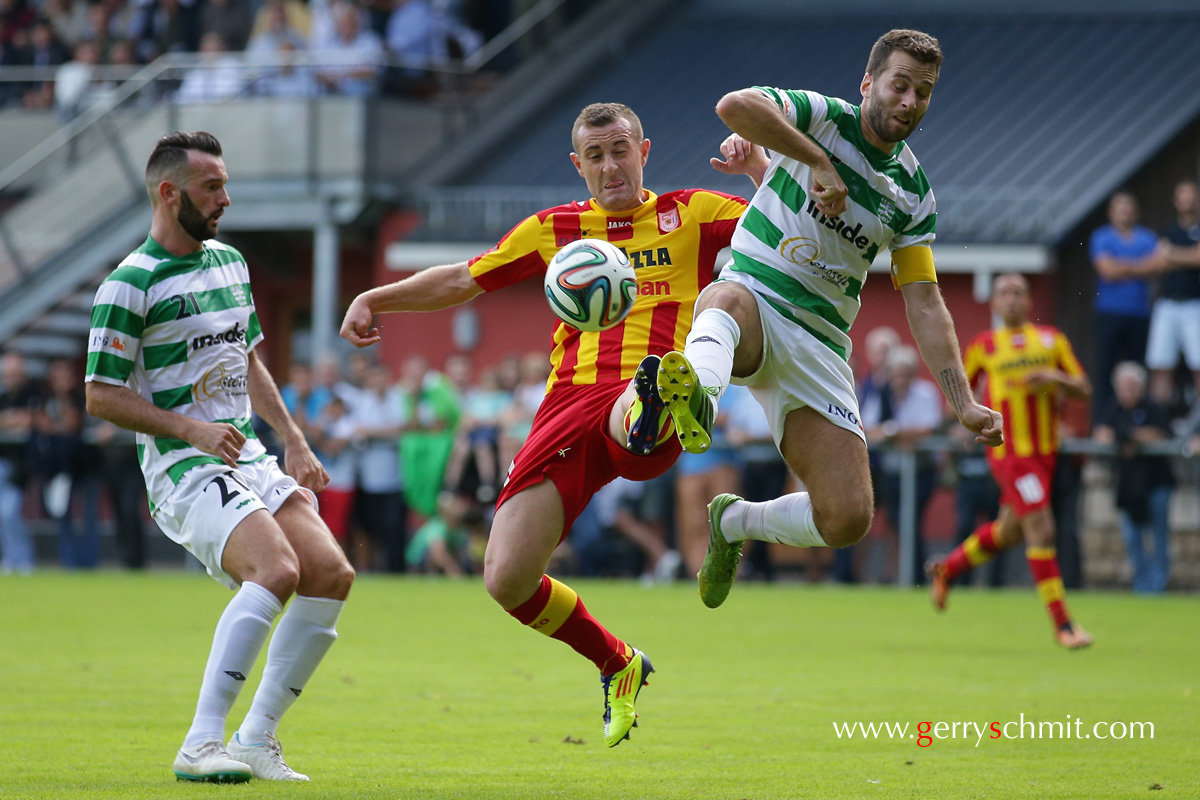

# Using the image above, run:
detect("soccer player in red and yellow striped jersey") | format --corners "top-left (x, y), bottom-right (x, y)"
top-left (341, 103), bottom-right (747, 744)
top-left (928, 274), bottom-right (1094, 648)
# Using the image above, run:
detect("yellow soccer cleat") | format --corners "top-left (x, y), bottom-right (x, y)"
top-left (601, 648), bottom-right (654, 748)
top-left (656, 351), bottom-right (715, 454)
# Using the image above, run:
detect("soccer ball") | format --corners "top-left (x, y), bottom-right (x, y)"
top-left (543, 238), bottom-right (637, 332)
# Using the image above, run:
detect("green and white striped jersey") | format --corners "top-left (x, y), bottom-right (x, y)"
top-left (728, 87), bottom-right (937, 362)
top-left (85, 235), bottom-right (267, 508)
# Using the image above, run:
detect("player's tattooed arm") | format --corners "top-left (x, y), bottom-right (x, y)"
top-left (901, 281), bottom-right (1003, 446)
top-left (936, 368), bottom-right (970, 417)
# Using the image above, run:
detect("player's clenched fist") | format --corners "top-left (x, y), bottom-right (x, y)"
top-left (811, 159), bottom-right (848, 218)
top-left (189, 421), bottom-right (246, 467)
top-left (340, 295), bottom-right (381, 348)
top-left (960, 404), bottom-right (1004, 448)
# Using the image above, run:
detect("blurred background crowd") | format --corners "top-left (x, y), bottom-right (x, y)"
top-left (2, 0), bottom-right (1200, 596)
top-left (0, 0), bottom-right (574, 113)
top-left (5, 168), bottom-right (1200, 594)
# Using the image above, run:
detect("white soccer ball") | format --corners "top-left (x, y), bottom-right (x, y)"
top-left (543, 238), bottom-right (637, 332)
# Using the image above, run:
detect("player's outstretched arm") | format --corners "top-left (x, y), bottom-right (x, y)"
top-left (715, 88), bottom-right (846, 216)
top-left (247, 350), bottom-right (329, 492)
top-left (900, 281), bottom-right (1004, 447)
top-left (341, 261), bottom-right (483, 348)
top-left (85, 382), bottom-right (246, 467)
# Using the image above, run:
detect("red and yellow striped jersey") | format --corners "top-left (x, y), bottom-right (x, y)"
top-left (469, 189), bottom-right (747, 392)
top-left (963, 322), bottom-right (1086, 460)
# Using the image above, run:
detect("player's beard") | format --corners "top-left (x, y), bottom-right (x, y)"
top-left (178, 190), bottom-right (217, 242)
top-left (865, 101), bottom-right (917, 145)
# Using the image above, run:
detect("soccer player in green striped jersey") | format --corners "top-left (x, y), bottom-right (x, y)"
top-left (84, 132), bottom-right (354, 783)
top-left (664, 29), bottom-right (1004, 608)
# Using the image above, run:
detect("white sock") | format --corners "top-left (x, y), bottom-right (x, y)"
top-left (684, 308), bottom-right (741, 407)
top-left (183, 581), bottom-right (282, 750)
top-left (720, 493), bottom-right (828, 548)
top-left (237, 596), bottom-right (344, 743)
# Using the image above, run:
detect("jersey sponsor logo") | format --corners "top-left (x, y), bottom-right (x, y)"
top-left (191, 322), bottom-right (246, 352)
top-left (997, 353), bottom-right (1055, 374)
top-left (193, 363), bottom-right (249, 402)
top-left (607, 218), bottom-right (635, 241)
top-left (637, 280), bottom-right (671, 296)
top-left (92, 334), bottom-right (127, 352)
top-left (781, 236), bottom-right (822, 265)
top-left (621, 247), bottom-right (673, 270)
top-left (827, 402), bottom-right (860, 427)
top-left (806, 201), bottom-right (873, 250)
top-left (780, 237), bottom-right (860, 294)
top-left (657, 207), bottom-right (680, 234)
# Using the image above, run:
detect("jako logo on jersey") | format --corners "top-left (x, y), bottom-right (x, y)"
top-left (621, 247), bottom-right (673, 269)
top-left (827, 403), bottom-right (860, 427)
top-left (193, 363), bottom-right (249, 401)
top-left (191, 322), bottom-right (245, 352)
top-left (607, 218), bottom-right (634, 241)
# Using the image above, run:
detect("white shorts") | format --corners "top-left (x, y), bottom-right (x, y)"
top-left (1146, 298), bottom-right (1200, 370)
top-left (151, 457), bottom-right (316, 589)
top-left (722, 284), bottom-right (866, 447)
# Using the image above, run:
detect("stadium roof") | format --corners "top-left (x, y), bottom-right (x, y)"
top-left (455, 15), bottom-right (1200, 245)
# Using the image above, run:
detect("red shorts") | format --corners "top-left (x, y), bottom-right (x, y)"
top-left (496, 380), bottom-right (682, 541)
top-left (317, 487), bottom-right (356, 541)
top-left (990, 453), bottom-right (1057, 517)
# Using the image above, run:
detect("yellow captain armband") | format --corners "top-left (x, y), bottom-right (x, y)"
top-left (890, 246), bottom-right (938, 289)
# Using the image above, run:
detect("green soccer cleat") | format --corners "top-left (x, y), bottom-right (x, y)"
top-left (601, 648), bottom-right (654, 748)
top-left (656, 351), bottom-right (715, 454)
top-left (697, 493), bottom-right (745, 608)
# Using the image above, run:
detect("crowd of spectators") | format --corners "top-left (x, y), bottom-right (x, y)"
top-left (6, 186), bottom-right (1200, 588)
top-left (1085, 178), bottom-right (1200, 592)
top-left (0, 0), bottom-right (519, 111)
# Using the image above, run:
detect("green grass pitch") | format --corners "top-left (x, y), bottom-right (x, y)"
top-left (0, 572), bottom-right (1196, 799)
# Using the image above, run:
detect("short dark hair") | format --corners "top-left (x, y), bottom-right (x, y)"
top-left (145, 131), bottom-right (222, 198)
top-left (866, 29), bottom-right (943, 77)
top-left (571, 103), bottom-right (643, 150)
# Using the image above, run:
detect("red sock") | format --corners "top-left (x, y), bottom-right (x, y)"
top-left (508, 575), bottom-right (631, 674)
top-left (1026, 546), bottom-right (1071, 629)
top-left (944, 521), bottom-right (1006, 580)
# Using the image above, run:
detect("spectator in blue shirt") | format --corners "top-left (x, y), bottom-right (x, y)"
top-left (1089, 191), bottom-right (1166, 416)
